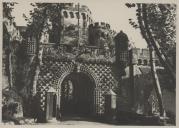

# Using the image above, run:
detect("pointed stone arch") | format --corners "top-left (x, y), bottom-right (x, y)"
top-left (54, 62), bottom-right (101, 116)
top-left (56, 63), bottom-right (100, 89)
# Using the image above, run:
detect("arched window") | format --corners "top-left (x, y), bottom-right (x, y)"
top-left (138, 59), bottom-right (142, 65)
top-left (101, 32), bottom-right (105, 38)
top-left (81, 13), bottom-right (86, 20)
top-left (75, 12), bottom-right (80, 19)
top-left (143, 59), bottom-right (148, 65)
top-left (69, 12), bottom-right (74, 18)
top-left (63, 11), bottom-right (68, 18)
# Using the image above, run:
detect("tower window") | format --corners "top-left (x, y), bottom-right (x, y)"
top-left (86, 15), bottom-right (89, 21)
top-left (81, 13), bottom-right (86, 20)
top-left (69, 12), bottom-right (74, 18)
top-left (143, 59), bottom-right (148, 65)
top-left (63, 11), bottom-right (68, 18)
top-left (138, 59), bottom-right (142, 65)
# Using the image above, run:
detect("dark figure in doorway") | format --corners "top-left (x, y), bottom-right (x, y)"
top-left (56, 104), bottom-right (62, 121)
top-left (31, 94), bottom-right (46, 123)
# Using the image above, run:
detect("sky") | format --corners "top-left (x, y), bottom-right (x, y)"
top-left (11, 0), bottom-right (147, 48)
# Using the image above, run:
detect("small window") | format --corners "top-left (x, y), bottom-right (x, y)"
top-left (81, 13), bottom-right (86, 20)
top-left (63, 11), bottom-right (68, 18)
top-left (138, 59), bottom-right (142, 65)
top-left (101, 32), bottom-right (105, 38)
top-left (143, 59), bottom-right (148, 65)
top-left (69, 12), bottom-right (74, 18)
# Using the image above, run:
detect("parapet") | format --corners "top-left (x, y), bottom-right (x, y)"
top-left (89, 22), bottom-right (111, 29)
top-left (65, 3), bottom-right (92, 14)
top-left (62, 3), bottom-right (93, 22)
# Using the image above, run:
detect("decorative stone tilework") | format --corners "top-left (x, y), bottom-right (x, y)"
top-left (36, 57), bottom-right (119, 115)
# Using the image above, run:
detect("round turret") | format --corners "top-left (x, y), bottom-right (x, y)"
top-left (88, 22), bottom-right (113, 47)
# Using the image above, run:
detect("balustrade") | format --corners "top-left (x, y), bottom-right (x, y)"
top-left (41, 43), bottom-right (115, 59)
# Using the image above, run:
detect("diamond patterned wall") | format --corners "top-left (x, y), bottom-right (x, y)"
top-left (36, 56), bottom-right (119, 116)
top-left (81, 63), bottom-right (118, 114)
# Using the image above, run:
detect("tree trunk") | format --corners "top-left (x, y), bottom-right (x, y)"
top-left (149, 46), bottom-right (165, 117)
top-left (32, 64), bottom-right (40, 95)
top-left (137, 4), bottom-right (166, 117)
top-left (32, 9), bottom-right (47, 96)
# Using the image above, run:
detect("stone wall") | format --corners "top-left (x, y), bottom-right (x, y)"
top-left (88, 22), bottom-right (116, 47)
top-left (62, 3), bottom-right (93, 28)
top-left (36, 55), bottom-right (119, 117)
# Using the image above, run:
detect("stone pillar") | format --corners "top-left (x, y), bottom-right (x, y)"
top-left (56, 86), bottom-right (61, 121)
top-left (104, 89), bottom-right (117, 121)
top-left (46, 87), bottom-right (56, 121)
top-left (94, 88), bottom-right (102, 117)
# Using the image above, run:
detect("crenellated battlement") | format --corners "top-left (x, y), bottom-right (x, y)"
top-left (88, 22), bottom-right (116, 46)
top-left (61, 3), bottom-right (93, 27)
top-left (63, 3), bottom-right (92, 14)
top-left (89, 22), bottom-right (111, 30)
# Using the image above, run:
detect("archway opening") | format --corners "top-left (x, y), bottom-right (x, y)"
top-left (60, 72), bottom-right (95, 118)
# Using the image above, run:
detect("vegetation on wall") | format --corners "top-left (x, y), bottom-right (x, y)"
top-left (3, 2), bottom-right (23, 123)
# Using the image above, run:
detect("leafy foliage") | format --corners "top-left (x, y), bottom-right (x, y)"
top-left (126, 3), bottom-right (176, 68)
top-left (126, 3), bottom-right (176, 117)
top-left (24, 3), bottom-right (68, 43)
top-left (126, 3), bottom-right (176, 80)
top-left (3, 2), bottom-right (17, 19)
top-left (144, 4), bottom-right (176, 57)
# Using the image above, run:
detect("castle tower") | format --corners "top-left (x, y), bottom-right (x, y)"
top-left (88, 22), bottom-right (115, 48)
top-left (61, 3), bottom-right (93, 46)
top-left (61, 3), bottom-right (93, 28)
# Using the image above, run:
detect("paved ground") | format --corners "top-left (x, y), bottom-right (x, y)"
top-left (46, 119), bottom-right (110, 125)
top-left (39, 116), bottom-right (114, 126)
top-left (3, 116), bottom-right (114, 125)
top-left (2, 116), bottom-right (174, 126)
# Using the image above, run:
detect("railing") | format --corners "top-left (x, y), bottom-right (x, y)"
top-left (24, 42), bottom-right (144, 65)
top-left (41, 43), bottom-right (115, 58)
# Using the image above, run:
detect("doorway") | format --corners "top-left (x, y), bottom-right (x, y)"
top-left (59, 72), bottom-right (95, 118)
